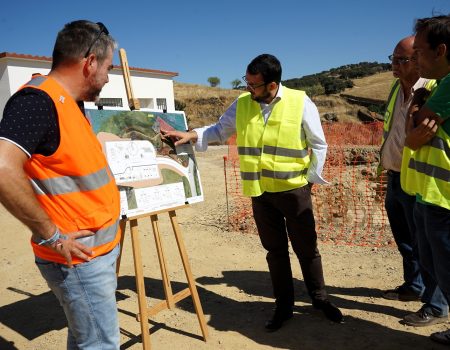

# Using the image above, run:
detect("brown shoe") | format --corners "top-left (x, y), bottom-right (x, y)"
top-left (403, 308), bottom-right (448, 327)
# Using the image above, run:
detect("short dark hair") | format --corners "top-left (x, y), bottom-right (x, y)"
top-left (52, 20), bottom-right (117, 69)
top-left (415, 15), bottom-right (450, 61)
top-left (246, 54), bottom-right (282, 84)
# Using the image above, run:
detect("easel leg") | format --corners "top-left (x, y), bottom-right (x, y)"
top-left (116, 220), bottom-right (127, 276)
top-left (150, 214), bottom-right (175, 309)
top-left (130, 219), bottom-right (151, 349)
top-left (169, 210), bottom-right (209, 341)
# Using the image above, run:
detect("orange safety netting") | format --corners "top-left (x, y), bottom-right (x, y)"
top-left (223, 122), bottom-right (394, 247)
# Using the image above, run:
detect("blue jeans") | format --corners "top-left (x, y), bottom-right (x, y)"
top-left (35, 244), bottom-right (120, 349)
top-left (414, 202), bottom-right (449, 316)
top-left (385, 171), bottom-right (423, 295)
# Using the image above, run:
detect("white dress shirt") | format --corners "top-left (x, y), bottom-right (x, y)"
top-left (194, 84), bottom-right (328, 184)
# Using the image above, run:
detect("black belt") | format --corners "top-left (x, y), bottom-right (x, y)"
top-left (387, 170), bottom-right (400, 176)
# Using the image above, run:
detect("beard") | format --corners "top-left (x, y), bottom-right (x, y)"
top-left (251, 88), bottom-right (271, 103)
top-left (81, 75), bottom-right (104, 102)
top-left (84, 86), bottom-right (102, 102)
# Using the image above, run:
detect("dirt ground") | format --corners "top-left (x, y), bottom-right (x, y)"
top-left (0, 146), bottom-right (448, 350)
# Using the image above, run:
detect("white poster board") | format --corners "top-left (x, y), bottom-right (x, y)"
top-left (85, 108), bottom-right (203, 218)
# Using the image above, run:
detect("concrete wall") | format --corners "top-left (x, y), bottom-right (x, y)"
top-left (0, 62), bottom-right (11, 114)
top-left (99, 69), bottom-right (175, 111)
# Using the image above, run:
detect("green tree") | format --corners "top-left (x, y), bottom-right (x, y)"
top-left (207, 76), bottom-right (220, 87)
top-left (231, 79), bottom-right (241, 89)
top-left (304, 84), bottom-right (325, 97)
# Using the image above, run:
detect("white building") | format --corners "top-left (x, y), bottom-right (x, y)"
top-left (0, 52), bottom-right (178, 115)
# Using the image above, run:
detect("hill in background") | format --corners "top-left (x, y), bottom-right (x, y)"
top-left (342, 71), bottom-right (394, 101)
top-left (283, 62), bottom-right (391, 96)
top-left (174, 83), bottom-right (241, 128)
top-left (174, 69), bottom-right (394, 129)
top-left (316, 71), bottom-right (394, 123)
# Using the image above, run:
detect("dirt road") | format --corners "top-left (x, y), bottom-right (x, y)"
top-left (0, 146), bottom-right (447, 350)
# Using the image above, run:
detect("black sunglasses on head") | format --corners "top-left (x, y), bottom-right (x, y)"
top-left (84, 22), bottom-right (109, 58)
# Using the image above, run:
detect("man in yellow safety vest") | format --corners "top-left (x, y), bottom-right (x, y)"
top-left (401, 14), bottom-right (450, 346)
top-left (164, 54), bottom-right (343, 332)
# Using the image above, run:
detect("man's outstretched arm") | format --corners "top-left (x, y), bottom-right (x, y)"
top-left (162, 130), bottom-right (198, 146)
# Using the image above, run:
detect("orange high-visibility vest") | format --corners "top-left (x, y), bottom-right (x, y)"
top-left (21, 75), bottom-right (121, 264)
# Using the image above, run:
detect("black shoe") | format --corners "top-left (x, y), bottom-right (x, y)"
top-left (312, 299), bottom-right (344, 323)
top-left (382, 286), bottom-right (421, 301)
top-left (265, 308), bottom-right (293, 332)
top-left (430, 329), bottom-right (450, 345)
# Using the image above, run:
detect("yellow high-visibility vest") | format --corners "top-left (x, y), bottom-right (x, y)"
top-left (400, 83), bottom-right (450, 209)
top-left (380, 79), bottom-right (401, 148)
top-left (236, 87), bottom-right (310, 197)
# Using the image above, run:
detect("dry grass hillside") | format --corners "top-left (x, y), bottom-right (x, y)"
top-left (343, 71), bottom-right (395, 101)
top-left (173, 82), bottom-right (241, 129)
top-left (174, 71), bottom-right (395, 128)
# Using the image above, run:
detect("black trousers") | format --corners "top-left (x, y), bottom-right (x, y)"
top-left (252, 186), bottom-right (327, 309)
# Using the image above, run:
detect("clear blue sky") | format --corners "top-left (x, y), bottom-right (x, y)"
top-left (1, 0), bottom-right (448, 87)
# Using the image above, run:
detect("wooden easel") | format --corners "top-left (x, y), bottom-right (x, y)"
top-left (115, 48), bottom-right (208, 349)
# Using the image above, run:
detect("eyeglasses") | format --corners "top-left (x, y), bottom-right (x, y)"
top-left (242, 75), bottom-right (266, 91)
top-left (388, 54), bottom-right (414, 65)
top-left (84, 22), bottom-right (109, 58)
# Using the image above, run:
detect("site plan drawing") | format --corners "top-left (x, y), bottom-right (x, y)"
top-left (85, 108), bottom-right (203, 218)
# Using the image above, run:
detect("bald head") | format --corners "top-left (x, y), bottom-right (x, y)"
top-left (391, 35), bottom-right (419, 85)
top-left (394, 36), bottom-right (415, 53)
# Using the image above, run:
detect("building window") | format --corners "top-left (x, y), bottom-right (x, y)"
top-left (139, 98), bottom-right (154, 109)
top-left (96, 98), bottom-right (123, 107)
top-left (156, 98), bottom-right (167, 111)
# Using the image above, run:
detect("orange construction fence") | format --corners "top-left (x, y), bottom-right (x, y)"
top-left (224, 122), bottom-right (395, 247)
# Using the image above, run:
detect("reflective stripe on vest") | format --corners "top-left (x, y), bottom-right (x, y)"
top-left (241, 171), bottom-right (260, 180)
top-left (30, 167), bottom-right (111, 196)
top-left (237, 145), bottom-right (308, 158)
top-left (408, 158), bottom-right (450, 182)
top-left (429, 135), bottom-right (450, 158)
top-left (240, 168), bottom-right (308, 181)
top-left (238, 146), bottom-right (261, 156)
top-left (26, 75), bottom-right (47, 87)
top-left (263, 145), bottom-right (309, 158)
top-left (407, 131), bottom-right (450, 183)
top-left (236, 87), bottom-right (310, 197)
top-left (77, 218), bottom-right (120, 247)
top-left (402, 126), bottom-right (450, 209)
top-left (261, 168), bottom-right (308, 179)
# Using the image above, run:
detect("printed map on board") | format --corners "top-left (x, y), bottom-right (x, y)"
top-left (85, 108), bottom-right (203, 218)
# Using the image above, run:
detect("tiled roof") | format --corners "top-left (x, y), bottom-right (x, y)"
top-left (0, 52), bottom-right (178, 77)
top-left (0, 52), bottom-right (52, 62)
